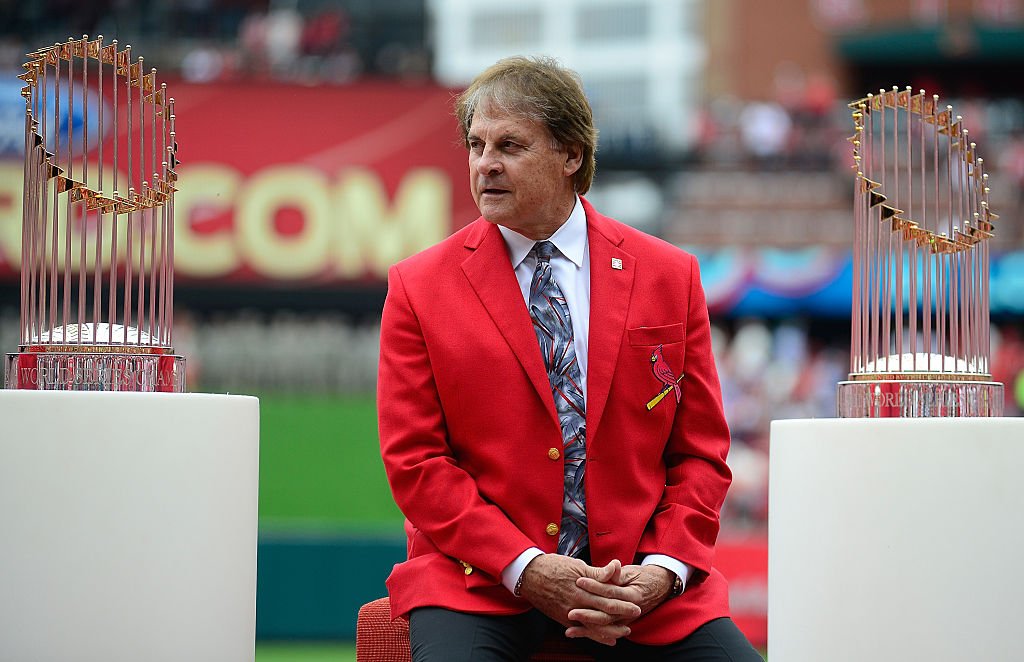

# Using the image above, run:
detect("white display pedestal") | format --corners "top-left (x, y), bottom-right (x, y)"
top-left (769, 418), bottom-right (1024, 662)
top-left (0, 391), bottom-right (259, 662)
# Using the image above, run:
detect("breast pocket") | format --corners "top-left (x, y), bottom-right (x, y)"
top-left (625, 323), bottom-right (687, 435)
top-left (627, 322), bottom-right (686, 347)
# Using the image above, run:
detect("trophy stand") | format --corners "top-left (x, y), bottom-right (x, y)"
top-left (768, 417), bottom-right (1024, 662)
top-left (768, 90), bottom-right (1020, 662)
top-left (0, 37), bottom-right (258, 662)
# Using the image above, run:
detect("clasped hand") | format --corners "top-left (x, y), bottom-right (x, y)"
top-left (517, 554), bottom-right (674, 646)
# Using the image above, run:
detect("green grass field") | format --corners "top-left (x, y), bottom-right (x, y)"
top-left (255, 643), bottom-right (356, 662)
top-left (258, 394), bottom-right (402, 531)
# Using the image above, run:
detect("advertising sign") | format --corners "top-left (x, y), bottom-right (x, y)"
top-left (0, 80), bottom-right (477, 285)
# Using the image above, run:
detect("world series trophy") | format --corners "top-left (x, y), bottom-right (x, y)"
top-left (4, 35), bottom-right (185, 392)
top-left (836, 87), bottom-right (1002, 417)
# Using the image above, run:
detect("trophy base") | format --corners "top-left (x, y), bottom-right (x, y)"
top-left (837, 379), bottom-right (1003, 418)
top-left (5, 350), bottom-right (186, 392)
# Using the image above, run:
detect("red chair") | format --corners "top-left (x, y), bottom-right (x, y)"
top-left (356, 597), bottom-right (594, 662)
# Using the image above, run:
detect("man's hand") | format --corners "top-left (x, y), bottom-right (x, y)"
top-left (517, 554), bottom-right (641, 645)
top-left (565, 564), bottom-right (675, 640)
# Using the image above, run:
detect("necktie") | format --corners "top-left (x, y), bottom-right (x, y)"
top-left (528, 241), bottom-right (587, 558)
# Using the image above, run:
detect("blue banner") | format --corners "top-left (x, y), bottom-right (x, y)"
top-left (687, 247), bottom-right (1024, 317)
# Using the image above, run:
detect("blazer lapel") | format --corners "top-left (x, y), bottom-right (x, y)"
top-left (460, 220), bottom-right (559, 427)
top-left (584, 203), bottom-right (634, 444)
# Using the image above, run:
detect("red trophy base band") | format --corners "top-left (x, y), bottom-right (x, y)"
top-left (5, 350), bottom-right (185, 392)
top-left (836, 379), bottom-right (1003, 417)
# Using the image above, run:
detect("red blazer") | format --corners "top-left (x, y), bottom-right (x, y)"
top-left (378, 198), bottom-right (732, 645)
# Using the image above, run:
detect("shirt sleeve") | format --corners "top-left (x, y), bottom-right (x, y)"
top-left (641, 554), bottom-right (692, 594)
top-left (501, 547), bottom-right (545, 594)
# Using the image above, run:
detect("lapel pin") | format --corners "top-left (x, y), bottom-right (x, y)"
top-left (611, 257), bottom-right (623, 270)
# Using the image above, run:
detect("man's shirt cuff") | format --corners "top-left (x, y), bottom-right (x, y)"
top-left (641, 554), bottom-right (691, 592)
top-left (501, 547), bottom-right (545, 594)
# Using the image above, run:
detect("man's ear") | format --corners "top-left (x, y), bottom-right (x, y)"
top-left (563, 143), bottom-right (583, 177)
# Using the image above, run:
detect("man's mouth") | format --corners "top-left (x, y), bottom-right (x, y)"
top-left (481, 187), bottom-right (508, 196)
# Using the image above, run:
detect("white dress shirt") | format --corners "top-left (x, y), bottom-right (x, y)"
top-left (495, 196), bottom-right (691, 596)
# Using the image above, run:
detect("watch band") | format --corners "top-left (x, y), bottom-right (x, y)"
top-left (669, 572), bottom-right (685, 598)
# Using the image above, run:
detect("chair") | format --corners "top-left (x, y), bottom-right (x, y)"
top-left (356, 597), bottom-right (594, 661)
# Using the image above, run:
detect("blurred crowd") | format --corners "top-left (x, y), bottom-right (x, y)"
top-left (3, 2), bottom-right (1024, 181)
top-left (693, 76), bottom-right (1024, 186)
top-left (694, 69), bottom-right (847, 172)
top-left (0, 0), bottom-right (431, 83)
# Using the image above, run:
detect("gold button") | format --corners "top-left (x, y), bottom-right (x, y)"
top-left (547, 448), bottom-right (560, 460)
top-left (459, 560), bottom-right (473, 575)
top-left (546, 523), bottom-right (559, 536)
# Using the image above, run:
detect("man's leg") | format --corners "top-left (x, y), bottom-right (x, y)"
top-left (408, 607), bottom-right (550, 662)
top-left (584, 617), bottom-right (764, 662)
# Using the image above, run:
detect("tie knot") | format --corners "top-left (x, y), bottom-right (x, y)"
top-left (533, 241), bottom-right (557, 264)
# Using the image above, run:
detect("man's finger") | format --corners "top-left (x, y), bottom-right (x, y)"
top-left (565, 623), bottom-right (630, 644)
top-left (575, 576), bottom-right (638, 601)
top-left (582, 558), bottom-right (622, 584)
top-left (573, 590), bottom-right (641, 618)
top-left (567, 607), bottom-right (618, 625)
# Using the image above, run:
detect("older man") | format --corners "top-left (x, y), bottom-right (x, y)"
top-left (378, 56), bottom-right (761, 661)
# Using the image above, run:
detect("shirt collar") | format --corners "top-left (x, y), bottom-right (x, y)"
top-left (498, 195), bottom-right (586, 269)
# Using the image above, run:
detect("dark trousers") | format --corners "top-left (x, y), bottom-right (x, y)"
top-left (409, 607), bottom-right (764, 662)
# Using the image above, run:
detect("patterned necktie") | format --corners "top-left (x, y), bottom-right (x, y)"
top-left (528, 241), bottom-right (587, 558)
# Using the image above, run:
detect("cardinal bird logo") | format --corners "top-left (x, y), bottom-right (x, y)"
top-left (646, 344), bottom-right (684, 411)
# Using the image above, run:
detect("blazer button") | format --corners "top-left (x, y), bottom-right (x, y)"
top-left (459, 560), bottom-right (473, 575)
top-left (546, 523), bottom-right (559, 536)
top-left (547, 448), bottom-right (560, 460)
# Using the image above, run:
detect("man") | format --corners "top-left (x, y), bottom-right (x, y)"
top-left (378, 56), bottom-right (761, 661)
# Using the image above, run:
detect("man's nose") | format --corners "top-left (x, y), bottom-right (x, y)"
top-left (476, 145), bottom-right (503, 175)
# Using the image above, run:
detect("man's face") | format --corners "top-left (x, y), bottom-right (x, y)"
top-left (467, 102), bottom-right (581, 239)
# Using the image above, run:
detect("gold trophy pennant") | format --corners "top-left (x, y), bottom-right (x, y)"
top-left (879, 204), bottom-right (902, 221)
top-left (116, 46), bottom-right (131, 69)
top-left (921, 95), bottom-right (936, 116)
top-left (86, 37), bottom-right (103, 59)
top-left (100, 43), bottom-right (117, 64)
top-left (857, 176), bottom-right (880, 193)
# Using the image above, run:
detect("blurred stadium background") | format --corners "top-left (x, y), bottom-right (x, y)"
top-left (1, 0), bottom-right (1023, 659)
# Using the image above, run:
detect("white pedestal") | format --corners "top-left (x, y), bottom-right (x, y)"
top-left (769, 418), bottom-right (1024, 662)
top-left (0, 391), bottom-right (259, 662)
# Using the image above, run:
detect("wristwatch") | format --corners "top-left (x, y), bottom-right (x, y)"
top-left (669, 572), bottom-right (685, 598)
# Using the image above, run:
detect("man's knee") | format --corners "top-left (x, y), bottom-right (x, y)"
top-left (409, 607), bottom-right (548, 662)
top-left (681, 617), bottom-right (764, 662)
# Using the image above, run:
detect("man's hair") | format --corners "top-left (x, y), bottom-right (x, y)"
top-left (455, 56), bottom-right (598, 194)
